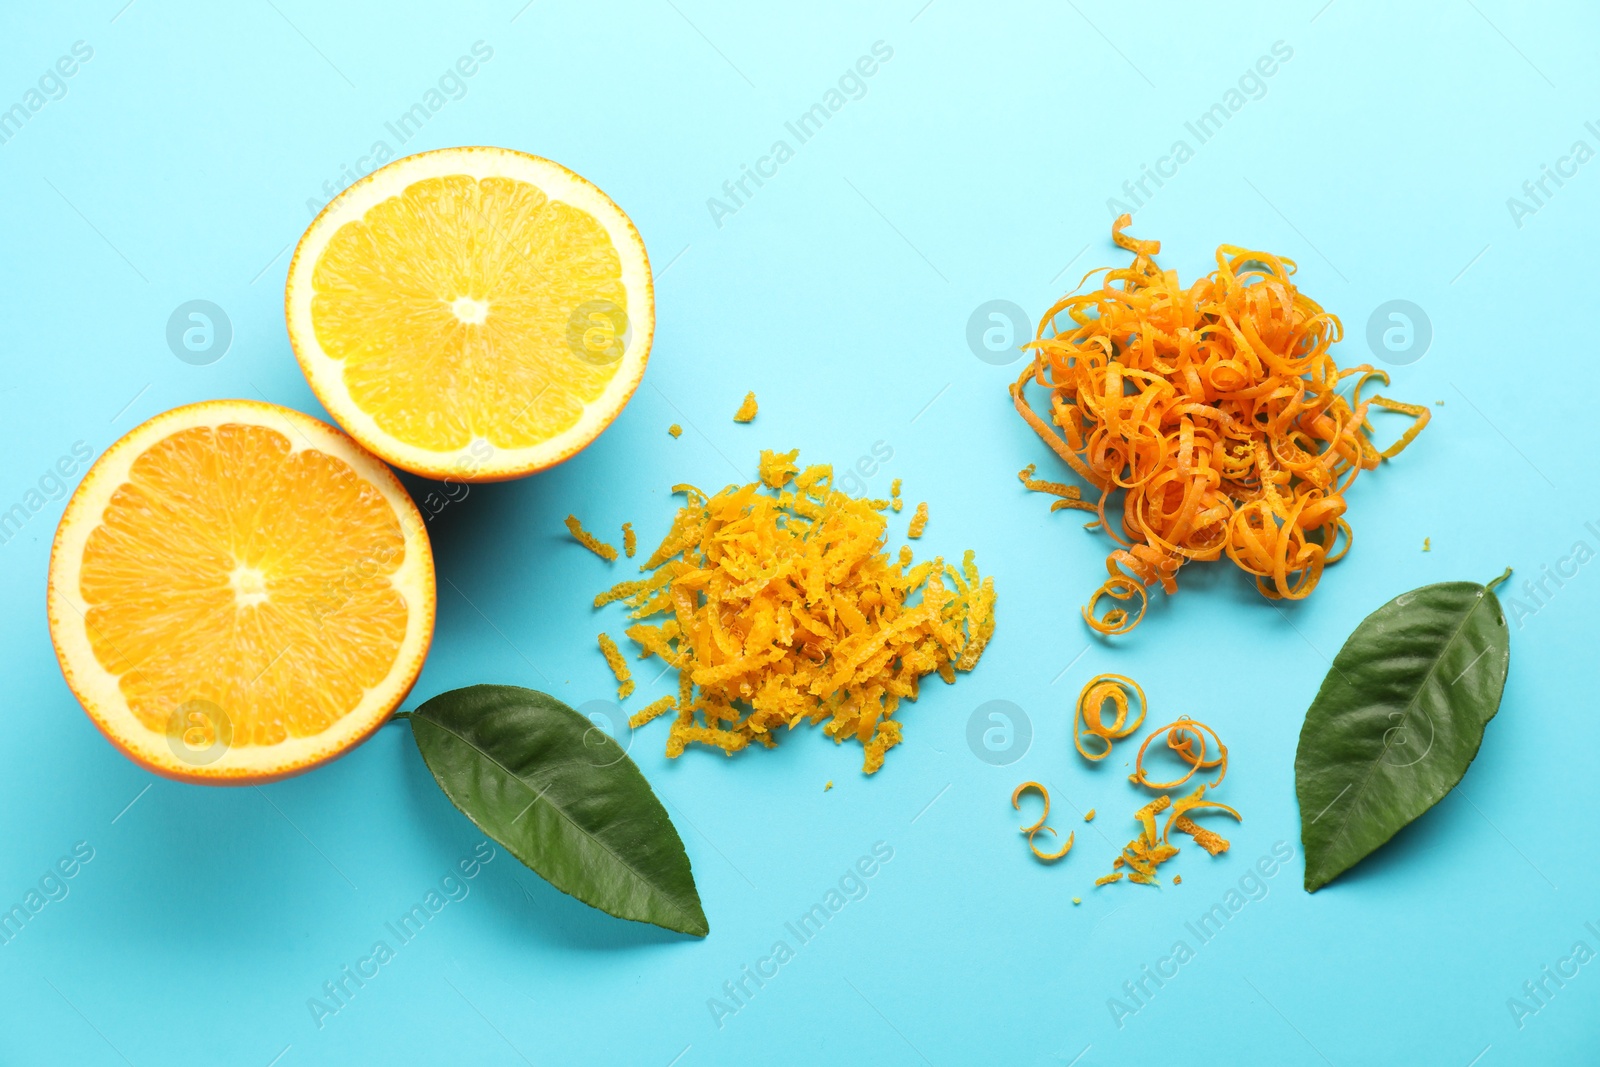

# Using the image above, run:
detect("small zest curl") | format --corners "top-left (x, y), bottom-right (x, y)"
top-left (1010, 781), bottom-right (1075, 863)
top-left (1130, 717), bottom-right (1228, 791)
top-left (1083, 577), bottom-right (1147, 635)
top-left (1073, 674), bottom-right (1147, 762)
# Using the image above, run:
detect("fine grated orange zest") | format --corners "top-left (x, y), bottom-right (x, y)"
top-left (598, 633), bottom-right (634, 700)
top-left (627, 694), bottom-right (676, 729)
top-left (622, 522), bottom-right (637, 558)
top-left (1162, 785), bottom-right (1241, 855)
top-left (567, 515), bottom-right (618, 562)
top-left (1013, 215), bottom-right (1428, 632)
top-left (733, 392), bottom-right (758, 423)
top-left (1101, 794), bottom-right (1180, 886)
top-left (907, 501), bottom-right (929, 539)
top-left (597, 451), bottom-right (994, 773)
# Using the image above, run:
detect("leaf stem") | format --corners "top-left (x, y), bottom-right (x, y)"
top-left (1485, 566), bottom-right (1513, 593)
top-left (388, 710), bottom-right (412, 724)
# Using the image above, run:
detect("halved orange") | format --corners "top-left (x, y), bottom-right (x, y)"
top-left (47, 400), bottom-right (435, 784)
top-left (285, 146), bottom-right (654, 481)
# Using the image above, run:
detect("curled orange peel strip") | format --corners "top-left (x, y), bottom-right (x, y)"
top-left (1130, 717), bottom-right (1229, 791)
top-left (1073, 673), bottom-right (1147, 762)
top-left (1160, 786), bottom-right (1242, 845)
top-left (1011, 780), bottom-right (1049, 834)
top-left (1011, 781), bottom-right (1077, 863)
top-left (1014, 215), bottom-right (1428, 634)
top-left (1028, 825), bottom-right (1075, 862)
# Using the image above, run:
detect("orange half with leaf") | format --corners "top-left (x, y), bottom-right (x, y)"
top-left (285, 145), bottom-right (654, 481)
top-left (47, 400), bottom-right (435, 783)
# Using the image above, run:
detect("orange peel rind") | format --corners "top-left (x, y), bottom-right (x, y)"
top-left (1015, 215), bottom-right (1428, 634)
top-left (601, 452), bottom-right (994, 773)
top-left (1011, 780), bottom-right (1075, 863)
top-left (1130, 717), bottom-right (1228, 791)
top-left (1082, 576), bottom-right (1147, 636)
top-left (1072, 673), bottom-right (1147, 762)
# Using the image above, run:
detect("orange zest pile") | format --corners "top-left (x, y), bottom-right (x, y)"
top-left (1011, 781), bottom-right (1073, 862)
top-left (1012, 215), bottom-right (1428, 633)
top-left (1073, 673), bottom-right (1146, 761)
top-left (597, 451), bottom-right (995, 773)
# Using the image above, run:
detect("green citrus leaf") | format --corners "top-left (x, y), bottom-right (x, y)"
top-left (410, 684), bottom-right (708, 936)
top-left (1295, 573), bottom-right (1511, 892)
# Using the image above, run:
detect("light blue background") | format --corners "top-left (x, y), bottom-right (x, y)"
top-left (2, 1), bottom-right (1595, 1063)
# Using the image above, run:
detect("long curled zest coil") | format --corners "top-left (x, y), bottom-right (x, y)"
top-left (1129, 717), bottom-right (1228, 792)
top-left (1013, 215), bottom-right (1428, 632)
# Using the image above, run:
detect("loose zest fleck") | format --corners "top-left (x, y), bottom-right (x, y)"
top-left (907, 501), bottom-right (929, 539)
top-left (1013, 215), bottom-right (1428, 633)
top-left (1011, 781), bottom-right (1074, 862)
top-left (622, 522), bottom-right (638, 558)
top-left (733, 392), bottom-right (759, 422)
top-left (597, 451), bottom-right (994, 773)
top-left (1085, 808), bottom-right (1096, 822)
top-left (567, 515), bottom-right (619, 562)
top-left (891, 478), bottom-right (903, 513)
top-left (598, 633), bottom-right (635, 700)
top-left (627, 694), bottom-right (675, 729)
top-left (669, 424), bottom-right (683, 438)
top-left (1073, 674), bottom-right (1147, 761)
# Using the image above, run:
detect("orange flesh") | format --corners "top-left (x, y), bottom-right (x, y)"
top-left (311, 175), bottom-right (627, 452)
top-left (79, 424), bottom-right (408, 746)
